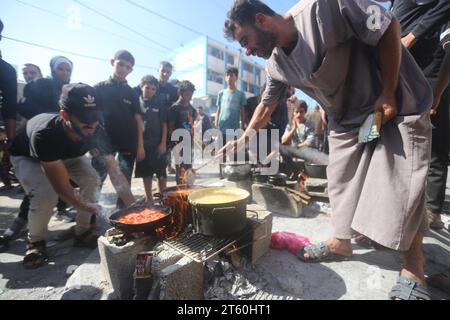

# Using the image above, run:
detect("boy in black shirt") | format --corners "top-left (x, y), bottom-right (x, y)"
top-left (167, 81), bottom-right (197, 184)
top-left (94, 50), bottom-right (145, 209)
top-left (135, 75), bottom-right (168, 201)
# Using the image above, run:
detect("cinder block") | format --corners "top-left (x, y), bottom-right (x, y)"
top-left (252, 184), bottom-right (304, 217)
top-left (98, 235), bottom-right (156, 300)
top-left (159, 256), bottom-right (204, 300)
top-left (247, 204), bottom-right (273, 264)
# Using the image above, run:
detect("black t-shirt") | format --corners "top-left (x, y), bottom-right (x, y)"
top-left (158, 82), bottom-right (178, 110)
top-left (17, 78), bottom-right (64, 120)
top-left (10, 114), bottom-right (112, 162)
top-left (0, 58), bottom-right (17, 121)
top-left (246, 93), bottom-right (288, 133)
top-left (392, 0), bottom-right (450, 78)
top-left (168, 103), bottom-right (197, 133)
top-left (140, 95), bottom-right (167, 147)
top-left (94, 78), bottom-right (140, 153)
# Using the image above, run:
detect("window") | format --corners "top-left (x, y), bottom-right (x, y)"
top-left (241, 81), bottom-right (249, 93)
top-left (208, 46), bottom-right (224, 60)
top-left (226, 54), bottom-right (235, 66)
top-left (249, 84), bottom-right (256, 94)
top-left (208, 69), bottom-right (224, 84)
top-left (243, 62), bottom-right (253, 73)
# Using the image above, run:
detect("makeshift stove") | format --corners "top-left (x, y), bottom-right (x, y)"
top-left (98, 204), bottom-right (273, 300)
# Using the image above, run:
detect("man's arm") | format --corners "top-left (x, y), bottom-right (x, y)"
top-left (375, 17), bottom-right (402, 124)
top-left (431, 44), bottom-right (450, 115)
top-left (281, 124), bottom-right (296, 145)
top-left (41, 161), bottom-right (100, 214)
top-left (103, 155), bottom-right (135, 207)
top-left (135, 113), bottom-right (145, 162)
top-left (214, 105), bottom-right (221, 128)
top-left (159, 123), bottom-right (168, 155)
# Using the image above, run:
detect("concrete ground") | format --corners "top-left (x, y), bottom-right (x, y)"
top-left (0, 162), bottom-right (449, 300)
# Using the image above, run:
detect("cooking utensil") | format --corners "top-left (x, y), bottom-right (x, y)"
top-left (220, 162), bottom-right (252, 181)
top-left (268, 173), bottom-right (288, 186)
top-left (304, 163), bottom-right (327, 179)
top-left (109, 204), bottom-right (173, 234)
top-left (183, 158), bottom-right (218, 185)
top-left (188, 187), bottom-right (250, 237)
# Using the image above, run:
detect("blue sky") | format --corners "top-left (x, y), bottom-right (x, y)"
top-left (0, 0), bottom-right (390, 109)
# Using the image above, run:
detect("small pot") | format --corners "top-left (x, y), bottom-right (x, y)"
top-left (220, 162), bottom-right (252, 181)
top-left (252, 172), bottom-right (268, 184)
top-left (268, 173), bottom-right (288, 186)
top-left (188, 187), bottom-right (250, 237)
top-left (304, 163), bottom-right (327, 179)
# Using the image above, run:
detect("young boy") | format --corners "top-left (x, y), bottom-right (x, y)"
top-left (215, 67), bottom-right (247, 175)
top-left (135, 75), bottom-right (168, 201)
top-left (167, 80), bottom-right (197, 185)
top-left (94, 50), bottom-right (145, 209)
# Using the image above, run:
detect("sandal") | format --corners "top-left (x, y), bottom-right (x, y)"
top-left (73, 229), bottom-right (99, 249)
top-left (389, 275), bottom-right (431, 300)
top-left (297, 242), bottom-right (351, 263)
top-left (426, 273), bottom-right (450, 294)
top-left (23, 241), bottom-right (48, 269)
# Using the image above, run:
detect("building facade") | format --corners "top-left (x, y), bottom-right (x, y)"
top-left (171, 36), bottom-right (266, 114)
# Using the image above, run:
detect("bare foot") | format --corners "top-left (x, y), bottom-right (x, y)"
top-left (400, 268), bottom-right (426, 287)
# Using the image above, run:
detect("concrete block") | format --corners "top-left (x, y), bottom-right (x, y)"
top-left (98, 235), bottom-right (156, 300)
top-left (252, 184), bottom-right (304, 217)
top-left (247, 205), bottom-right (273, 264)
top-left (159, 256), bottom-right (204, 300)
top-left (304, 178), bottom-right (328, 198)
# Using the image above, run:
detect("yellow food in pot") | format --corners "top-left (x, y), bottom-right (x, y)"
top-left (193, 194), bottom-right (243, 204)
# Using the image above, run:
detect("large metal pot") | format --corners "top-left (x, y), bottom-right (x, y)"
top-left (220, 162), bottom-right (252, 181)
top-left (188, 187), bottom-right (250, 237)
top-left (304, 163), bottom-right (327, 179)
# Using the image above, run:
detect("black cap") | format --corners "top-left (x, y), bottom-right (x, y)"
top-left (60, 83), bottom-right (102, 124)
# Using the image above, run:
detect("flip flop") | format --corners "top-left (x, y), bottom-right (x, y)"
top-left (297, 242), bottom-right (351, 263)
top-left (389, 275), bottom-right (431, 300)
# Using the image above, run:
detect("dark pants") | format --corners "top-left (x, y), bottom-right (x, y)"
top-left (280, 145), bottom-right (329, 167)
top-left (426, 85), bottom-right (450, 214)
top-left (92, 152), bottom-right (135, 209)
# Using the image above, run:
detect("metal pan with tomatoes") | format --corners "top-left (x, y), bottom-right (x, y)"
top-left (109, 204), bottom-right (173, 234)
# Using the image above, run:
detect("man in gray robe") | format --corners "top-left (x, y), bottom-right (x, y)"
top-left (220, 0), bottom-right (433, 300)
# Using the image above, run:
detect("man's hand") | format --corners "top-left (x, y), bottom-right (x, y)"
top-left (136, 146), bottom-right (146, 162)
top-left (374, 93), bottom-right (398, 125)
top-left (430, 95), bottom-right (441, 116)
top-left (82, 202), bottom-right (103, 215)
top-left (401, 33), bottom-right (417, 49)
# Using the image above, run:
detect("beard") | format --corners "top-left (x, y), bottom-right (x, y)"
top-left (253, 27), bottom-right (277, 59)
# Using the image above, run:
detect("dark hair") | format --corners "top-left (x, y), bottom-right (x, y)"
top-left (114, 50), bottom-right (135, 66)
top-left (295, 100), bottom-right (308, 112)
top-left (226, 67), bottom-right (239, 77)
top-left (159, 61), bottom-right (173, 70)
top-left (178, 80), bottom-right (196, 93)
top-left (23, 63), bottom-right (42, 76)
top-left (0, 19), bottom-right (3, 34)
top-left (224, 0), bottom-right (276, 40)
top-left (140, 75), bottom-right (158, 88)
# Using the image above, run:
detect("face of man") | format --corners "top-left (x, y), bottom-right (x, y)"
top-left (142, 83), bottom-right (157, 100)
top-left (22, 65), bottom-right (42, 83)
top-left (54, 62), bottom-right (72, 83)
top-left (112, 59), bottom-right (133, 81)
top-left (70, 115), bottom-right (99, 138)
top-left (293, 107), bottom-right (306, 123)
top-left (235, 24), bottom-right (277, 59)
top-left (158, 65), bottom-right (173, 85)
top-left (197, 107), bottom-right (204, 116)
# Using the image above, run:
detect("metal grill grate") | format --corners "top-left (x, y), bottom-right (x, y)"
top-left (163, 232), bottom-right (239, 263)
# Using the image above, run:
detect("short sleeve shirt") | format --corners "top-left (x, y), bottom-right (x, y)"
top-left (262, 0), bottom-right (432, 132)
top-left (285, 121), bottom-right (315, 147)
top-left (140, 96), bottom-right (167, 147)
top-left (217, 89), bottom-right (246, 133)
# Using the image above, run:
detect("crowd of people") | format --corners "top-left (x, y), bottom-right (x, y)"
top-left (0, 0), bottom-right (449, 299)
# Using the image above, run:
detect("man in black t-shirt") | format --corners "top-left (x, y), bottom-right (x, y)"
top-left (8, 84), bottom-right (135, 269)
top-left (93, 50), bottom-right (145, 209)
top-left (391, 0), bottom-right (450, 230)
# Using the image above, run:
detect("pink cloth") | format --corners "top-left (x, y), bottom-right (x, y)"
top-left (271, 232), bottom-right (311, 254)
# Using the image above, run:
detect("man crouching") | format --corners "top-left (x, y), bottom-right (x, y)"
top-left (9, 83), bottom-right (135, 269)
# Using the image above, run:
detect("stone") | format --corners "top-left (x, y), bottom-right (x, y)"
top-left (159, 256), bottom-right (204, 300)
top-left (97, 235), bottom-right (156, 300)
top-left (252, 184), bottom-right (304, 217)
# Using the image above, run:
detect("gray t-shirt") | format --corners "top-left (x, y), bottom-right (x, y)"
top-left (262, 0), bottom-right (432, 132)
